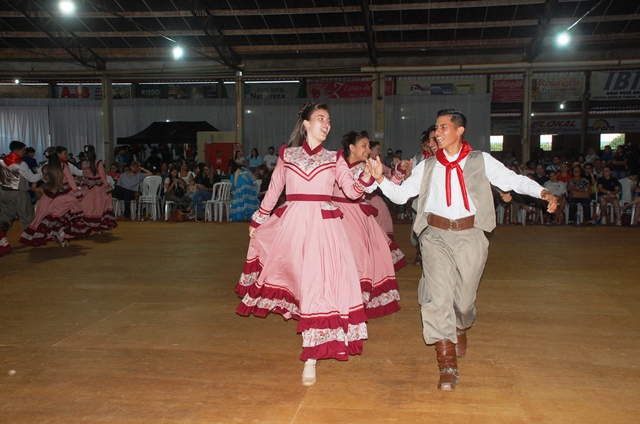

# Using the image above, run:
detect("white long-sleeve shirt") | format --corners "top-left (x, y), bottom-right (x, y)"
top-left (378, 150), bottom-right (546, 220)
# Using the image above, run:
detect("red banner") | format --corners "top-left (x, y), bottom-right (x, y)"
top-left (308, 80), bottom-right (393, 98)
top-left (492, 79), bottom-right (523, 102)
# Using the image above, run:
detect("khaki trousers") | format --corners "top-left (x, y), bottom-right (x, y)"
top-left (0, 190), bottom-right (34, 230)
top-left (418, 225), bottom-right (489, 345)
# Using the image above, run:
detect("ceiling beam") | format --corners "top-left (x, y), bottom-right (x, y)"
top-left (9, 0), bottom-right (106, 70)
top-left (361, 0), bottom-right (377, 66)
top-left (527, 0), bottom-right (558, 61)
top-left (188, 0), bottom-right (242, 71)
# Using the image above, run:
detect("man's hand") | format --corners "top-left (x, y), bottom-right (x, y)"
top-left (399, 160), bottom-right (413, 180)
top-left (541, 190), bottom-right (558, 213)
top-left (249, 226), bottom-right (256, 239)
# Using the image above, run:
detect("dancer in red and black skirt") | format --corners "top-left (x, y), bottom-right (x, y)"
top-left (20, 147), bottom-right (90, 247)
top-left (79, 145), bottom-right (117, 233)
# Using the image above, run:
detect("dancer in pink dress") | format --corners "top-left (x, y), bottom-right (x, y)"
top-left (80, 145), bottom-right (117, 233)
top-left (20, 147), bottom-right (90, 247)
top-left (332, 130), bottom-right (403, 319)
top-left (366, 141), bottom-right (395, 240)
top-left (235, 103), bottom-right (368, 387)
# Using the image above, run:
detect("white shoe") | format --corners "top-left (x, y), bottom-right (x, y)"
top-left (616, 221), bottom-right (622, 226)
top-left (302, 359), bottom-right (317, 386)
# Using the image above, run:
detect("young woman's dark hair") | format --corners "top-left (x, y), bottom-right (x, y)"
top-left (287, 102), bottom-right (329, 147)
top-left (84, 145), bottom-right (98, 176)
top-left (341, 130), bottom-right (369, 159)
top-left (43, 147), bottom-right (64, 193)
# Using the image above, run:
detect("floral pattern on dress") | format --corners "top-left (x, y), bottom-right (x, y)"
top-left (284, 146), bottom-right (337, 177)
top-left (302, 323), bottom-right (368, 348)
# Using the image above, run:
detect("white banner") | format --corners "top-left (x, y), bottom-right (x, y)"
top-left (591, 71), bottom-right (640, 100)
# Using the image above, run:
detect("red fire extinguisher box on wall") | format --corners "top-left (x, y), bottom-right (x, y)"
top-left (197, 131), bottom-right (238, 174)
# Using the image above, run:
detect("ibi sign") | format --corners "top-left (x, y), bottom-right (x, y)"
top-left (591, 71), bottom-right (640, 100)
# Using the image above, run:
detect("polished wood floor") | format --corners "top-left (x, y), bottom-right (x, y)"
top-left (1, 221), bottom-right (639, 423)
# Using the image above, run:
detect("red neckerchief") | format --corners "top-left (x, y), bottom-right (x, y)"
top-left (4, 152), bottom-right (22, 166)
top-left (422, 150), bottom-right (432, 159)
top-left (436, 141), bottom-right (473, 211)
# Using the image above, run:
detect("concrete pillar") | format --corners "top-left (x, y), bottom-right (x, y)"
top-left (235, 72), bottom-right (244, 150)
top-left (101, 76), bottom-right (115, 166)
top-left (521, 69), bottom-right (532, 163)
top-left (372, 73), bottom-right (385, 149)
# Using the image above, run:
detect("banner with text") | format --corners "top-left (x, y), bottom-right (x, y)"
top-left (136, 84), bottom-right (220, 99)
top-left (591, 71), bottom-right (640, 100)
top-left (492, 78), bottom-right (523, 102)
top-left (308, 79), bottom-right (393, 98)
top-left (396, 76), bottom-right (486, 96)
top-left (492, 117), bottom-right (640, 136)
top-left (532, 74), bottom-right (585, 102)
top-left (243, 83), bottom-right (302, 99)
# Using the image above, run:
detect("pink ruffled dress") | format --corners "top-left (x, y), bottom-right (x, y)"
top-left (20, 163), bottom-right (91, 246)
top-left (80, 160), bottom-right (117, 232)
top-left (332, 153), bottom-right (402, 319)
top-left (236, 143), bottom-right (368, 361)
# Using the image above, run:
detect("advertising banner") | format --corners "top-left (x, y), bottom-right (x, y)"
top-left (243, 83), bottom-right (302, 99)
top-left (397, 76), bottom-right (486, 96)
top-left (308, 79), bottom-right (393, 98)
top-left (136, 84), bottom-right (219, 99)
top-left (55, 84), bottom-right (131, 100)
top-left (493, 117), bottom-right (640, 136)
top-left (492, 79), bottom-right (523, 102)
top-left (531, 73), bottom-right (585, 102)
top-left (591, 71), bottom-right (640, 100)
top-left (0, 84), bottom-right (49, 99)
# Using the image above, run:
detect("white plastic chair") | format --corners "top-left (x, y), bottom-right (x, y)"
top-left (137, 176), bottom-right (163, 221)
top-left (204, 182), bottom-right (224, 222)
top-left (204, 181), bottom-right (232, 222)
top-left (113, 198), bottom-right (137, 220)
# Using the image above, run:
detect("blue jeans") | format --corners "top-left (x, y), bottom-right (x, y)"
top-left (189, 190), bottom-right (212, 218)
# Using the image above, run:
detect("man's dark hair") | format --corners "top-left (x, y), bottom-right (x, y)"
top-left (25, 147), bottom-right (36, 154)
top-left (9, 140), bottom-right (26, 152)
top-left (437, 109), bottom-right (467, 129)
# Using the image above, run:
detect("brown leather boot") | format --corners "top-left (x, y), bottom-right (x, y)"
top-left (435, 340), bottom-right (458, 391)
top-left (455, 328), bottom-right (467, 358)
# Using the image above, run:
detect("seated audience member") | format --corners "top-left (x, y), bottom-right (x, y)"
top-left (566, 165), bottom-right (592, 225)
top-left (597, 165), bottom-right (622, 225)
top-left (546, 156), bottom-right (562, 173)
top-left (557, 162), bottom-right (572, 183)
top-left (107, 163), bottom-right (121, 182)
top-left (254, 164), bottom-right (271, 201)
top-left (601, 145), bottom-right (613, 162)
top-left (228, 151), bottom-right (243, 175)
top-left (229, 157), bottom-right (259, 222)
top-left (621, 174), bottom-right (640, 225)
top-left (532, 163), bottom-right (549, 186)
top-left (113, 161), bottom-right (152, 218)
top-left (583, 162), bottom-right (599, 218)
top-left (186, 163), bottom-right (214, 221)
top-left (544, 171), bottom-right (567, 225)
top-left (585, 147), bottom-right (599, 164)
top-left (263, 146), bottom-right (278, 171)
top-left (177, 161), bottom-right (195, 187)
top-left (164, 168), bottom-right (191, 209)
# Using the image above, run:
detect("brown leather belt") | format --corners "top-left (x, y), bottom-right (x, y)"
top-left (427, 213), bottom-right (475, 231)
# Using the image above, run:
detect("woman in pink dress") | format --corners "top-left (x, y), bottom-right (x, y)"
top-left (332, 130), bottom-right (403, 319)
top-left (235, 103), bottom-right (367, 387)
top-left (366, 141), bottom-right (395, 240)
top-left (80, 145), bottom-right (117, 232)
top-left (20, 147), bottom-right (90, 247)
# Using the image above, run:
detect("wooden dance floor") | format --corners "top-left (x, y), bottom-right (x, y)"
top-left (1, 222), bottom-right (638, 423)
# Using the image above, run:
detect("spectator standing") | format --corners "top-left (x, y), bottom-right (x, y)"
top-left (247, 148), bottom-right (263, 173)
top-left (597, 165), bottom-right (622, 225)
top-left (262, 146), bottom-right (278, 171)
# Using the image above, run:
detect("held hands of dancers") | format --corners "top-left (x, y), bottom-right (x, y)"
top-left (249, 226), bottom-right (256, 239)
top-left (366, 157), bottom-right (385, 183)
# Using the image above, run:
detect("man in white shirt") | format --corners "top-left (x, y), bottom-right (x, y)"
top-left (263, 146), bottom-right (278, 171)
top-left (369, 109), bottom-right (557, 391)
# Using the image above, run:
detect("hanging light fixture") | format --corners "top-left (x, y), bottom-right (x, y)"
top-left (59, 0), bottom-right (75, 15)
